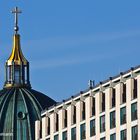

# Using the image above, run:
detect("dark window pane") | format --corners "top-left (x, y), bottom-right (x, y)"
top-left (80, 123), bottom-right (86, 140)
top-left (132, 125), bottom-right (138, 140)
top-left (120, 107), bottom-right (126, 125)
top-left (90, 119), bottom-right (96, 137)
top-left (120, 129), bottom-right (127, 140)
top-left (131, 102), bottom-right (137, 121)
top-left (100, 115), bottom-right (105, 132)
top-left (71, 127), bottom-right (76, 140)
top-left (110, 111), bottom-right (116, 129)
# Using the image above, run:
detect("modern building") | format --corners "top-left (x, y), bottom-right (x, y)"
top-left (0, 7), bottom-right (56, 140)
top-left (35, 66), bottom-right (140, 140)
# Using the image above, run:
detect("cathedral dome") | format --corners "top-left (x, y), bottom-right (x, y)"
top-left (0, 7), bottom-right (56, 140)
top-left (0, 87), bottom-right (55, 140)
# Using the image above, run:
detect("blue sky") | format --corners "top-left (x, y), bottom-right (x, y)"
top-left (0, 1), bottom-right (140, 101)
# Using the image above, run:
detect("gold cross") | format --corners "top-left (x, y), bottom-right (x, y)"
top-left (12, 7), bottom-right (22, 33)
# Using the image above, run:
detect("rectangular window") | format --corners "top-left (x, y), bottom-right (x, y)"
top-left (131, 102), bottom-right (137, 121)
top-left (54, 113), bottom-right (59, 132)
top-left (90, 119), bottom-right (96, 137)
top-left (110, 133), bottom-right (116, 140)
top-left (133, 79), bottom-right (137, 99)
top-left (54, 134), bottom-right (59, 140)
top-left (120, 83), bottom-right (126, 104)
top-left (40, 121), bottom-right (42, 138)
top-left (80, 101), bottom-right (86, 121)
top-left (71, 127), bottom-right (76, 140)
top-left (90, 97), bottom-right (95, 117)
top-left (71, 105), bottom-right (76, 125)
top-left (100, 137), bottom-right (105, 140)
top-left (100, 92), bottom-right (105, 112)
top-left (120, 107), bottom-right (126, 125)
top-left (132, 79), bottom-right (137, 99)
top-left (15, 66), bottom-right (20, 83)
top-left (63, 109), bottom-right (67, 128)
top-left (110, 111), bottom-right (116, 129)
top-left (110, 88), bottom-right (116, 108)
top-left (80, 123), bottom-right (86, 140)
top-left (120, 129), bottom-right (127, 140)
top-left (46, 117), bottom-right (50, 136)
top-left (100, 115), bottom-right (105, 132)
top-left (62, 131), bottom-right (67, 140)
top-left (132, 125), bottom-right (138, 140)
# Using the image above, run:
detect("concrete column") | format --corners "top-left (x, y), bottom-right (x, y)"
top-left (95, 92), bottom-right (100, 139)
top-left (105, 88), bottom-right (110, 140)
top-left (116, 84), bottom-right (121, 140)
top-left (42, 117), bottom-right (47, 139)
top-left (85, 96), bottom-right (91, 139)
top-left (126, 79), bottom-right (132, 139)
top-left (137, 75), bottom-right (140, 139)
top-left (35, 120), bottom-right (40, 140)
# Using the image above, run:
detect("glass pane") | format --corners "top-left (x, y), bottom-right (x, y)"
top-left (110, 111), bottom-right (115, 129)
top-left (62, 131), bottom-right (67, 140)
top-left (54, 135), bottom-right (59, 140)
top-left (90, 119), bottom-right (95, 137)
top-left (71, 127), bottom-right (76, 140)
top-left (120, 107), bottom-right (126, 125)
top-left (132, 126), bottom-right (138, 140)
top-left (100, 115), bottom-right (105, 132)
top-left (80, 123), bottom-right (86, 140)
top-left (131, 102), bottom-right (137, 121)
top-left (110, 133), bottom-right (116, 140)
top-left (120, 129), bottom-right (127, 140)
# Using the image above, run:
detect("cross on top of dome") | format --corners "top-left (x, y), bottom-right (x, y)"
top-left (12, 7), bottom-right (22, 34)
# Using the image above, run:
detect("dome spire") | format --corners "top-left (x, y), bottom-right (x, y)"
top-left (4, 7), bottom-right (31, 88)
top-left (11, 6), bottom-right (22, 34)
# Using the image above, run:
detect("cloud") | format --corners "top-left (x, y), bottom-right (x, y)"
top-left (23, 29), bottom-right (140, 52)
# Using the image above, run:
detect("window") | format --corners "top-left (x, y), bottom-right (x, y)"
top-left (71, 127), bottom-right (76, 140)
top-left (90, 119), bottom-right (96, 137)
top-left (80, 123), bottom-right (86, 140)
top-left (15, 66), bottom-right (20, 83)
top-left (71, 105), bottom-right (76, 124)
top-left (100, 137), bottom-right (105, 140)
top-left (120, 83), bottom-right (126, 104)
top-left (110, 111), bottom-right (116, 129)
top-left (46, 117), bottom-right (50, 136)
top-left (80, 101), bottom-right (86, 121)
top-left (62, 131), bottom-right (67, 140)
top-left (46, 138), bottom-right (50, 140)
top-left (7, 66), bottom-right (12, 82)
top-left (132, 79), bottom-right (137, 99)
top-left (62, 109), bottom-right (67, 128)
top-left (120, 129), bottom-right (127, 140)
top-left (90, 97), bottom-right (95, 116)
top-left (132, 125), bottom-right (138, 140)
top-left (100, 92), bottom-right (105, 112)
top-left (24, 66), bottom-right (28, 83)
top-left (40, 121), bottom-right (42, 138)
top-left (54, 135), bottom-right (59, 140)
top-left (54, 113), bottom-right (59, 132)
top-left (131, 102), bottom-right (137, 121)
top-left (100, 115), bottom-right (105, 132)
top-left (120, 107), bottom-right (126, 125)
top-left (110, 133), bottom-right (116, 140)
top-left (110, 88), bottom-right (116, 108)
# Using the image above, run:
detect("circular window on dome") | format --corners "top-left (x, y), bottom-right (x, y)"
top-left (17, 111), bottom-right (26, 120)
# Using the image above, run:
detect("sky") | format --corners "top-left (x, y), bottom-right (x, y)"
top-left (0, 0), bottom-right (140, 101)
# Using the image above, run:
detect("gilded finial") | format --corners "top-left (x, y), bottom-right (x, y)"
top-left (11, 7), bottom-right (22, 34)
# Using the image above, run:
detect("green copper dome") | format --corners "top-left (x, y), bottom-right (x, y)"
top-left (0, 87), bottom-right (56, 140)
top-left (0, 7), bottom-right (56, 140)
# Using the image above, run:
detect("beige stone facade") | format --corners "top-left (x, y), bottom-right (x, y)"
top-left (35, 66), bottom-right (140, 140)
